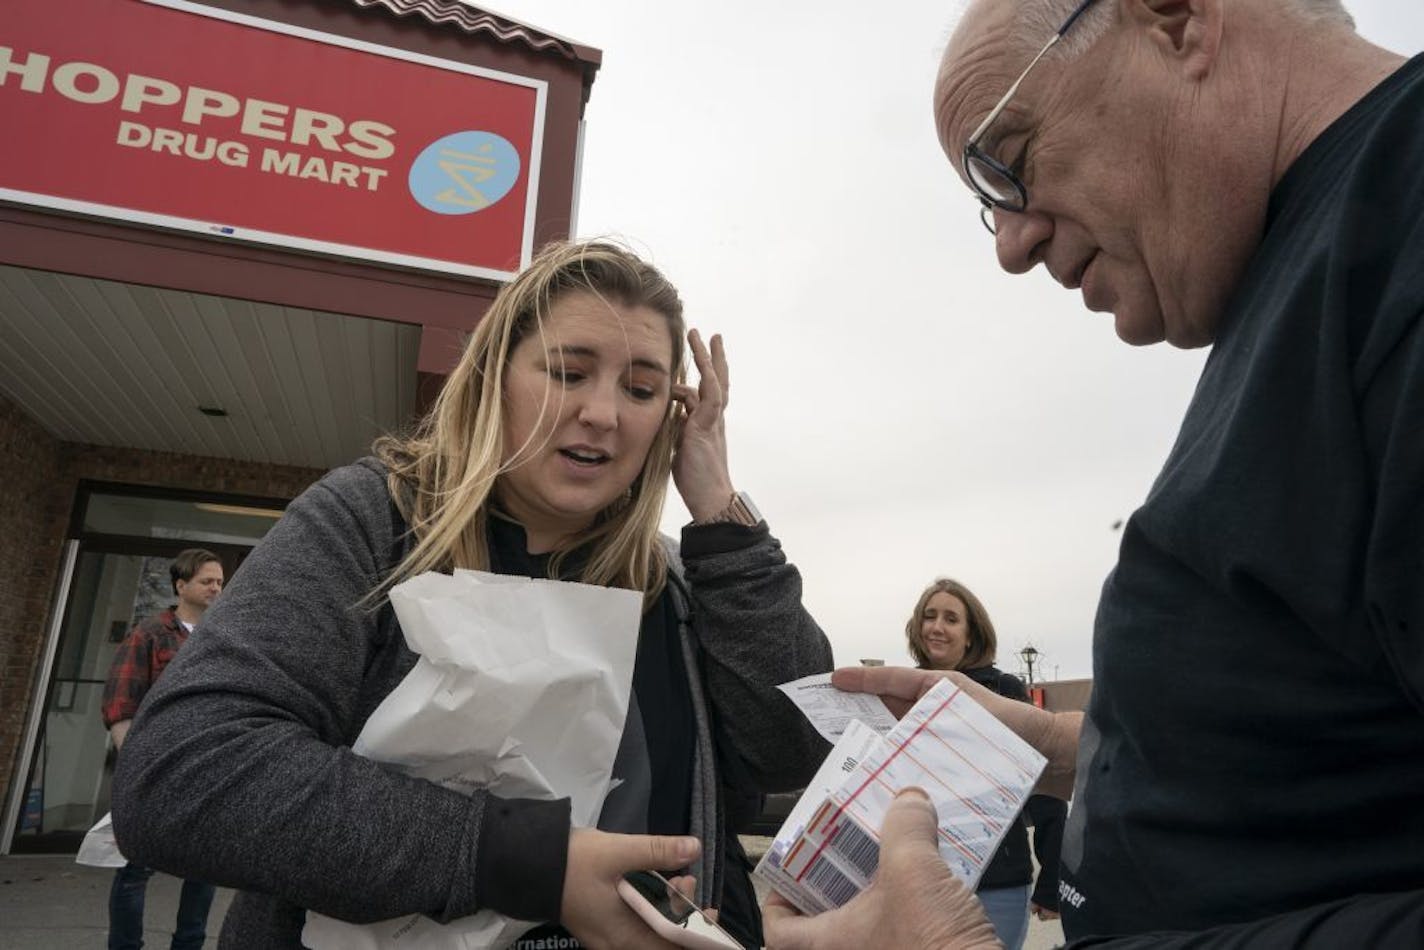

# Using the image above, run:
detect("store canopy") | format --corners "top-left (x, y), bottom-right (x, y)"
top-left (0, 264), bottom-right (418, 471)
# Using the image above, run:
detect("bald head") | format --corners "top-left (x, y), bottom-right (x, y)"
top-left (934, 0), bottom-right (1017, 160)
top-left (930, 0), bottom-right (1389, 348)
top-left (936, 0), bottom-right (1357, 163)
top-left (950, 0), bottom-right (1350, 65)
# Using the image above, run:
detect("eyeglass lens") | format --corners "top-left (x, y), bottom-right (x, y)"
top-left (967, 154), bottom-right (1022, 208)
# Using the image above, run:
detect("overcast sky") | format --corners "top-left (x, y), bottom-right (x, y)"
top-left (489, 1), bottom-right (1424, 679)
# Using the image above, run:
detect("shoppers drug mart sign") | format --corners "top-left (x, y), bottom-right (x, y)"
top-left (0, 0), bottom-right (547, 279)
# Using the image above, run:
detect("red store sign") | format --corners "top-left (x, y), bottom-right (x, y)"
top-left (0, 0), bottom-right (547, 280)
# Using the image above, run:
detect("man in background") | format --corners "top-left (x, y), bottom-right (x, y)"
top-left (101, 548), bottom-right (224, 950)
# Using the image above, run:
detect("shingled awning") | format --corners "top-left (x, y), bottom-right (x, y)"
top-left (348, 0), bottom-right (601, 88)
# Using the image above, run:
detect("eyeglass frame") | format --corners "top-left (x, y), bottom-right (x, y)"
top-left (961, 0), bottom-right (1103, 234)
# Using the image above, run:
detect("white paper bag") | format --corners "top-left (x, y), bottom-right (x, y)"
top-left (76, 811), bottom-right (127, 868)
top-left (302, 570), bottom-right (642, 950)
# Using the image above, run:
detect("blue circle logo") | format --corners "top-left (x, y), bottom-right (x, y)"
top-left (408, 131), bottom-right (521, 215)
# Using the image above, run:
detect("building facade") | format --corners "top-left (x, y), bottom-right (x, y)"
top-left (1035, 677), bottom-right (1093, 714)
top-left (0, 0), bottom-right (600, 853)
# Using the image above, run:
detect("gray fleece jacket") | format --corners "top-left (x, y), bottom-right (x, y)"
top-left (112, 459), bottom-right (832, 947)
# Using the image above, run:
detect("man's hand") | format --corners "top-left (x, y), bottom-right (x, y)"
top-left (559, 828), bottom-right (701, 950)
top-left (764, 788), bottom-right (1001, 950)
top-left (831, 666), bottom-right (1082, 799)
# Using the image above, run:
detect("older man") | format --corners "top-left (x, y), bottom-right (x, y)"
top-left (768, 0), bottom-right (1424, 946)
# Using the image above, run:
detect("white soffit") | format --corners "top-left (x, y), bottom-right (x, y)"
top-left (0, 264), bottom-right (420, 471)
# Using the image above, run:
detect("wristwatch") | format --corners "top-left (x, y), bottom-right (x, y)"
top-left (697, 490), bottom-right (762, 527)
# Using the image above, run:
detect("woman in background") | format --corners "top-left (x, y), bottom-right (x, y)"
top-left (905, 577), bottom-right (1066, 950)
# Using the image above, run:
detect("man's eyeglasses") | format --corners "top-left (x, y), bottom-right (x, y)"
top-left (962, 0), bottom-right (1102, 234)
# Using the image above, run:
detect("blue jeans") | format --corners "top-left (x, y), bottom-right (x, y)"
top-left (977, 884), bottom-right (1031, 950)
top-left (108, 862), bottom-right (216, 950)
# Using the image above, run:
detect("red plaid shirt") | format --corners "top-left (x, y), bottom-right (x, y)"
top-left (101, 607), bottom-right (192, 728)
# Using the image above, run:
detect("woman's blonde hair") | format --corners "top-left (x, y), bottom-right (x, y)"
top-left (373, 239), bottom-right (686, 601)
top-left (904, 577), bottom-right (999, 671)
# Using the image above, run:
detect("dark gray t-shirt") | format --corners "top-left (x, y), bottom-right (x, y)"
top-left (1059, 54), bottom-right (1424, 946)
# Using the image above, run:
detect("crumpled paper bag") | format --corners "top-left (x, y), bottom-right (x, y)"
top-left (76, 811), bottom-right (127, 868)
top-left (301, 569), bottom-right (642, 950)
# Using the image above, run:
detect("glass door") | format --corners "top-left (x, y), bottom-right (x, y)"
top-left (7, 484), bottom-right (283, 854)
top-left (10, 550), bottom-right (153, 852)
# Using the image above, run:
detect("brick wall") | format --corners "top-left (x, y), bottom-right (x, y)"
top-left (60, 443), bottom-right (324, 501)
top-left (0, 393), bottom-right (325, 834)
top-left (0, 397), bottom-right (65, 827)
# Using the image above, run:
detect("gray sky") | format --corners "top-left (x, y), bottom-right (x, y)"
top-left (492, 1), bottom-right (1424, 679)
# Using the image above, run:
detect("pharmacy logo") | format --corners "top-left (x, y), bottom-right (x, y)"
top-left (408, 131), bottom-right (520, 215)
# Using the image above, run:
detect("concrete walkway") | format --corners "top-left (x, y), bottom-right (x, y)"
top-left (0, 855), bottom-right (233, 949)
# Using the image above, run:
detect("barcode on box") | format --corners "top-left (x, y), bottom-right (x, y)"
top-left (828, 818), bottom-right (880, 879)
top-left (804, 856), bottom-right (859, 908)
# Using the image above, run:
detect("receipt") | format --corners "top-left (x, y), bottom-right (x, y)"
top-left (776, 673), bottom-right (899, 742)
top-left (757, 678), bottom-right (1046, 915)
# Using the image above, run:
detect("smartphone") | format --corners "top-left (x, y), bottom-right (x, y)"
top-left (618, 870), bottom-right (744, 949)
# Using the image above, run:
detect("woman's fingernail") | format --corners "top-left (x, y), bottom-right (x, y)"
top-left (678, 837), bottom-right (700, 861)
top-left (896, 786), bottom-right (930, 802)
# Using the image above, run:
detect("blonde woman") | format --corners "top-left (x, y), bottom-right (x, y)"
top-left (906, 578), bottom-right (1066, 950)
top-left (112, 241), bottom-right (833, 950)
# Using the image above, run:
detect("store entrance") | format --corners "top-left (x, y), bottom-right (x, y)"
top-left (5, 486), bottom-right (285, 854)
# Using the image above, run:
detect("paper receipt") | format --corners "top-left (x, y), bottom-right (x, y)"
top-left (776, 673), bottom-right (899, 742)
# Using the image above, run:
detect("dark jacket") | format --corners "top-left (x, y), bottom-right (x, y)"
top-left (101, 607), bottom-right (191, 728)
top-left (111, 459), bottom-right (833, 947)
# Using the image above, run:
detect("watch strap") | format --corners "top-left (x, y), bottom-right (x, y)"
top-left (697, 491), bottom-right (761, 527)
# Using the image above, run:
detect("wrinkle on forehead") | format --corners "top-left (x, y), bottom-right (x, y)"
top-left (934, 0), bottom-right (1025, 160)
